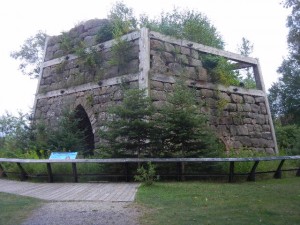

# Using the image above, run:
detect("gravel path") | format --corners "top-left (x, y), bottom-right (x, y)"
top-left (21, 201), bottom-right (142, 225)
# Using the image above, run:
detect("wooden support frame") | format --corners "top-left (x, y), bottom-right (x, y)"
top-left (229, 162), bottom-right (235, 183)
top-left (0, 163), bottom-right (7, 177)
top-left (46, 163), bottom-right (53, 183)
top-left (247, 161), bottom-right (260, 181)
top-left (274, 160), bottom-right (285, 179)
top-left (125, 162), bottom-right (129, 182)
top-left (0, 156), bottom-right (298, 183)
top-left (16, 163), bottom-right (28, 181)
top-left (138, 27), bottom-right (150, 95)
top-left (177, 162), bottom-right (183, 181)
top-left (72, 163), bottom-right (78, 183)
top-left (297, 167), bottom-right (300, 177)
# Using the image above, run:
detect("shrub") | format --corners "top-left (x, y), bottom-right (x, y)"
top-left (134, 162), bottom-right (156, 185)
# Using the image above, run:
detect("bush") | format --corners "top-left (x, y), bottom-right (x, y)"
top-left (134, 162), bottom-right (156, 185)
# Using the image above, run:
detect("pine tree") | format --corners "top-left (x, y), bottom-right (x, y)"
top-left (99, 88), bottom-right (155, 157)
top-left (156, 80), bottom-right (221, 157)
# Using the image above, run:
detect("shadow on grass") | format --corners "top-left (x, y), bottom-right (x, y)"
top-left (0, 193), bottom-right (43, 225)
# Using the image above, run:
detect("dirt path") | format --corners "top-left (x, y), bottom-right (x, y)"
top-left (21, 201), bottom-right (141, 225)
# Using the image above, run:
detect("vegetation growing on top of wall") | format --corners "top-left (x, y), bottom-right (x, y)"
top-left (11, 1), bottom-right (258, 89)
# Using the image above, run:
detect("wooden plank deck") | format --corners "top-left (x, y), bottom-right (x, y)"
top-left (0, 179), bottom-right (140, 202)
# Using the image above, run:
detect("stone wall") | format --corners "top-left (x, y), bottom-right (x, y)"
top-left (33, 20), bottom-right (277, 154)
top-left (38, 19), bottom-right (139, 94)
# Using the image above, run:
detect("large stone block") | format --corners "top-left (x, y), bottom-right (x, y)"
top-left (151, 81), bottom-right (164, 90)
top-left (150, 39), bottom-right (164, 50)
top-left (231, 94), bottom-right (244, 103)
top-left (237, 125), bottom-right (249, 135)
top-left (151, 90), bottom-right (167, 101)
top-left (164, 42), bottom-right (175, 52)
top-left (244, 95), bottom-right (255, 104)
top-left (168, 63), bottom-right (183, 75)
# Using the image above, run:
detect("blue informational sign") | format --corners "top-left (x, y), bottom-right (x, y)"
top-left (49, 152), bottom-right (78, 160)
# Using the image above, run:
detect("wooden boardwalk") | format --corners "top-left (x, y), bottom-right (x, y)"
top-left (0, 179), bottom-right (139, 202)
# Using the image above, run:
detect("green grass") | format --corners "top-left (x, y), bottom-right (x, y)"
top-left (136, 177), bottom-right (300, 225)
top-left (0, 192), bottom-right (42, 225)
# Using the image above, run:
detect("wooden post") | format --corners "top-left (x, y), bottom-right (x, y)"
top-left (296, 167), bottom-right (300, 177)
top-left (125, 162), bottom-right (129, 182)
top-left (247, 161), bottom-right (259, 182)
top-left (229, 162), bottom-right (234, 183)
top-left (0, 163), bottom-right (7, 177)
top-left (46, 163), bottom-right (53, 183)
top-left (274, 160), bottom-right (285, 179)
top-left (177, 162), bottom-right (182, 181)
top-left (181, 162), bottom-right (185, 181)
top-left (17, 163), bottom-right (28, 181)
top-left (138, 27), bottom-right (150, 95)
top-left (72, 163), bottom-right (78, 183)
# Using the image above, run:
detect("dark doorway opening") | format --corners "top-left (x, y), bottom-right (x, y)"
top-left (74, 105), bottom-right (95, 156)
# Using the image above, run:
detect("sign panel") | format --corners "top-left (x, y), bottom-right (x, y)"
top-left (49, 152), bottom-right (78, 160)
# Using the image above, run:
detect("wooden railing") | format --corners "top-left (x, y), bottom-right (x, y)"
top-left (0, 156), bottom-right (299, 183)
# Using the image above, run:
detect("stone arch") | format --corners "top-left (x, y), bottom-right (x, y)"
top-left (74, 104), bottom-right (95, 156)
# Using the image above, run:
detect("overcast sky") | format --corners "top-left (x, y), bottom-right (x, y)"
top-left (0, 0), bottom-right (290, 115)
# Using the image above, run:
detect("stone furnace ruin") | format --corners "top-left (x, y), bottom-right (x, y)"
top-left (33, 19), bottom-right (278, 154)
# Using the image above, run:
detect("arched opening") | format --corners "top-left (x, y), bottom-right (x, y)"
top-left (74, 105), bottom-right (95, 156)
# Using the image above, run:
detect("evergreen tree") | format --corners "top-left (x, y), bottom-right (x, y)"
top-left (99, 88), bottom-right (155, 157)
top-left (156, 80), bottom-right (222, 157)
top-left (268, 0), bottom-right (300, 125)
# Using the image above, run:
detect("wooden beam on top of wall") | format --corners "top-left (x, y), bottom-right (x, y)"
top-left (138, 28), bottom-right (150, 95)
top-left (32, 37), bottom-right (49, 121)
top-left (149, 31), bottom-right (258, 65)
top-left (43, 31), bottom-right (141, 69)
top-left (151, 73), bottom-right (266, 97)
top-left (35, 73), bottom-right (139, 100)
top-left (232, 62), bottom-right (253, 70)
top-left (253, 61), bottom-right (279, 154)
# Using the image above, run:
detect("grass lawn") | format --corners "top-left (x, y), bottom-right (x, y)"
top-left (136, 177), bottom-right (300, 225)
top-left (0, 192), bottom-right (42, 225)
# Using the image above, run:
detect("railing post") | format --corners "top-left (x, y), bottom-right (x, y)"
top-left (274, 160), bottom-right (285, 179)
top-left (296, 166), bottom-right (300, 177)
top-left (46, 163), bottom-right (53, 183)
top-left (177, 162), bottom-right (182, 181)
top-left (72, 163), bottom-right (78, 183)
top-left (229, 162), bottom-right (235, 183)
top-left (125, 162), bottom-right (129, 182)
top-left (247, 161), bottom-right (259, 182)
top-left (17, 163), bottom-right (28, 181)
top-left (0, 163), bottom-right (7, 177)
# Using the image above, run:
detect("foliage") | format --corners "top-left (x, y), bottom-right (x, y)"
top-left (108, 1), bottom-right (137, 37)
top-left (284, 0), bottom-right (300, 62)
top-left (0, 193), bottom-right (42, 225)
top-left (269, 58), bottom-right (300, 124)
top-left (46, 110), bottom-right (88, 154)
top-left (237, 37), bottom-right (256, 89)
top-left (268, 0), bottom-right (300, 125)
top-left (10, 31), bottom-right (47, 78)
top-left (155, 80), bottom-right (223, 157)
top-left (134, 162), bottom-right (157, 186)
top-left (99, 88), bottom-right (156, 157)
top-left (140, 8), bottom-right (224, 49)
top-left (0, 112), bottom-right (31, 151)
top-left (75, 41), bottom-right (104, 73)
top-left (59, 32), bottom-right (75, 54)
top-left (0, 109), bottom-right (92, 159)
top-left (109, 38), bottom-right (133, 67)
top-left (274, 122), bottom-right (300, 155)
top-left (95, 20), bottom-right (114, 43)
top-left (137, 178), bottom-right (300, 225)
top-left (202, 56), bottom-right (240, 86)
